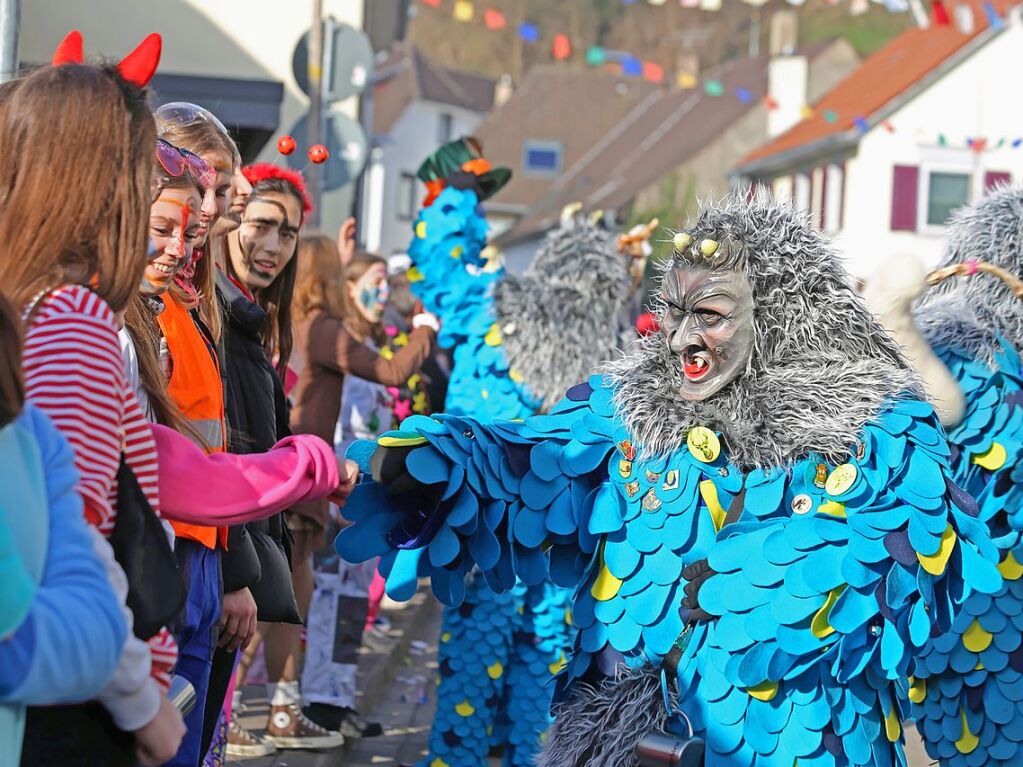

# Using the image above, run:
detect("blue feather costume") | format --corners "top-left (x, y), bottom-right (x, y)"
top-left (904, 187), bottom-right (1023, 767)
top-left (343, 196), bottom-right (1000, 766)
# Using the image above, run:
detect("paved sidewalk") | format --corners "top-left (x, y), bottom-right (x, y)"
top-left (231, 587), bottom-right (440, 767)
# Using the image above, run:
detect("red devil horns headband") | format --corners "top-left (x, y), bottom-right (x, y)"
top-left (51, 30), bottom-right (162, 88)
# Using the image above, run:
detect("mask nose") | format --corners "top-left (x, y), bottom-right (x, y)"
top-left (667, 316), bottom-right (701, 354)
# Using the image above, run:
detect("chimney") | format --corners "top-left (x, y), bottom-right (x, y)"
top-left (494, 73), bottom-right (514, 109)
top-left (767, 11), bottom-right (807, 138)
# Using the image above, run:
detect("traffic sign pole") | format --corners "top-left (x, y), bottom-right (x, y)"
top-left (306, 0), bottom-right (324, 228)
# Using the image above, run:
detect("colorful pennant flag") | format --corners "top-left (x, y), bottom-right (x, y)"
top-left (763, 95), bottom-right (780, 110)
top-left (518, 22), bottom-right (539, 42)
top-left (734, 87), bottom-right (753, 103)
top-left (931, 0), bottom-right (951, 26)
top-left (853, 116), bottom-right (869, 132)
top-left (420, 0), bottom-right (440, 6)
top-left (552, 33), bottom-right (572, 60)
top-left (621, 56), bottom-right (643, 76)
top-left (484, 8), bottom-right (507, 29)
top-left (677, 71), bottom-right (698, 89)
top-left (823, 109), bottom-right (838, 123)
top-left (643, 61), bottom-right (665, 83)
top-left (586, 46), bottom-right (607, 66)
top-left (983, 2), bottom-right (1004, 28)
top-left (704, 80), bottom-right (725, 96)
top-left (453, 0), bottom-right (474, 22)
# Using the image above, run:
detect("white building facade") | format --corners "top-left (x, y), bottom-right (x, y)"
top-left (734, 7), bottom-right (1023, 277)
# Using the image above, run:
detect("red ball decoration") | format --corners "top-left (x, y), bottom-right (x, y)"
top-left (308, 144), bottom-right (329, 164)
top-left (277, 135), bottom-right (296, 155)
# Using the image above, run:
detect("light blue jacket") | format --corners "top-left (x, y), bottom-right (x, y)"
top-left (0, 404), bottom-right (127, 766)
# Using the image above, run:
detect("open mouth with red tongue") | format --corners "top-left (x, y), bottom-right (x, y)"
top-left (682, 344), bottom-right (712, 381)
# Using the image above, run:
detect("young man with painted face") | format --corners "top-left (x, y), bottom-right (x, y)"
top-left (336, 193), bottom-right (1001, 767)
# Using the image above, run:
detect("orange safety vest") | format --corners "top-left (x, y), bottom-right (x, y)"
top-left (158, 292), bottom-right (229, 549)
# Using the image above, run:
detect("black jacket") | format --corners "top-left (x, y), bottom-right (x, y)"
top-left (217, 271), bottom-right (301, 623)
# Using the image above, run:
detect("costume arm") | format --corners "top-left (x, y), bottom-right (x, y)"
top-left (698, 399), bottom-right (1000, 695)
top-left (309, 315), bottom-right (436, 387)
top-left (336, 377), bottom-right (615, 605)
top-left (154, 425), bottom-right (339, 524)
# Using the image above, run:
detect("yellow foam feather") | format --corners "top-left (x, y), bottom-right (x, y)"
top-left (430, 758), bottom-right (449, 767)
top-left (441, 631), bottom-right (451, 643)
top-left (455, 700), bottom-right (476, 717)
top-left (956, 708), bottom-right (979, 754)
top-left (484, 324), bottom-right (502, 347)
top-left (407, 265), bottom-right (425, 282)
top-left (811, 585), bottom-right (846, 639)
top-left (884, 705), bottom-right (901, 742)
top-left (565, 607), bottom-right (573, 625)
top-left (486, 661), bottom-right (504, 680)
top-left (747, 681), bottom-right (778, 702)
top-left (415, 221), bottom-right (427, 239)
top-left (817, 501), bottom-right (846, 517)
top-left (973, 442), bottom-right (1007, 470)
top-left (591, 563), bottom-right (623, 602)
top-left (378, 434), bottom-right (427, 448)
top-left (962, 619), bottom-right (993, 653)
top-left (450, 244), bottom-right (464, 259)
top-left (699, 479), bottom-right (727, 532)
top-left (549, 652), bottom-right (568, 675)
top-left (999, 551), bottom-right (1023, 580)
top-left (908, 676), bottom-right (926, 704)
top-left (918, 524), bottom-right (957, 576)
top-left (509, 369), bottom-right (524, 383)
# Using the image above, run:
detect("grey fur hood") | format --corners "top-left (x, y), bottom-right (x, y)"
top-left (493, 216), bottom-right (635, 411)
top-left (914, 185), bottom-right (1023, 365)
top-left (606, 193), bottom-right (922, 469)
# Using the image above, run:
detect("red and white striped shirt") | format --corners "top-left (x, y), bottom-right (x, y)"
top-left (22, 285), bottom-right (176, 688)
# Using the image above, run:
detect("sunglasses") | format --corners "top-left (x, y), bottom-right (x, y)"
top-left (155, 139), bottom-right (216, 190)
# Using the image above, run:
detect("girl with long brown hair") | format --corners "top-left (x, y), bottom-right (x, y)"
top-left (0, 34), bottom-right (352, 767)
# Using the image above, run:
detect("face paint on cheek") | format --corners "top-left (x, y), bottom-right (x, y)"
top-left (180, 203), bottom-right (191, 255)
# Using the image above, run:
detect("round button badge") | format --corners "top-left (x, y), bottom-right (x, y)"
top-left (825, 463), bottom-right (858, 496)
top-left (687, 426), bottom-right (721, 463)
top-left (791, 494), bottom-right (813, 515)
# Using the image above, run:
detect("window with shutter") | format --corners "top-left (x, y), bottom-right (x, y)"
top-left (891, 165), bottom-right (919, 232)
top-left (985, 171), bottom-right (1011, 191)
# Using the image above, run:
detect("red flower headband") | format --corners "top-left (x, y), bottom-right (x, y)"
top-left (242, 163), bottom-right (313, 217)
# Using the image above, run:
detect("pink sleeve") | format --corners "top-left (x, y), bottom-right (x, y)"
top-left (152, 424), bottom-right (340, 524)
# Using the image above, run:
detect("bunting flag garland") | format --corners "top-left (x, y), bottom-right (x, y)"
top-left (415, 0), bottom-right (1008, 144)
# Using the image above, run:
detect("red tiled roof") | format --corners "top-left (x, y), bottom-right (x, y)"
top-left (739, 0), bottom-right (1016, 168)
